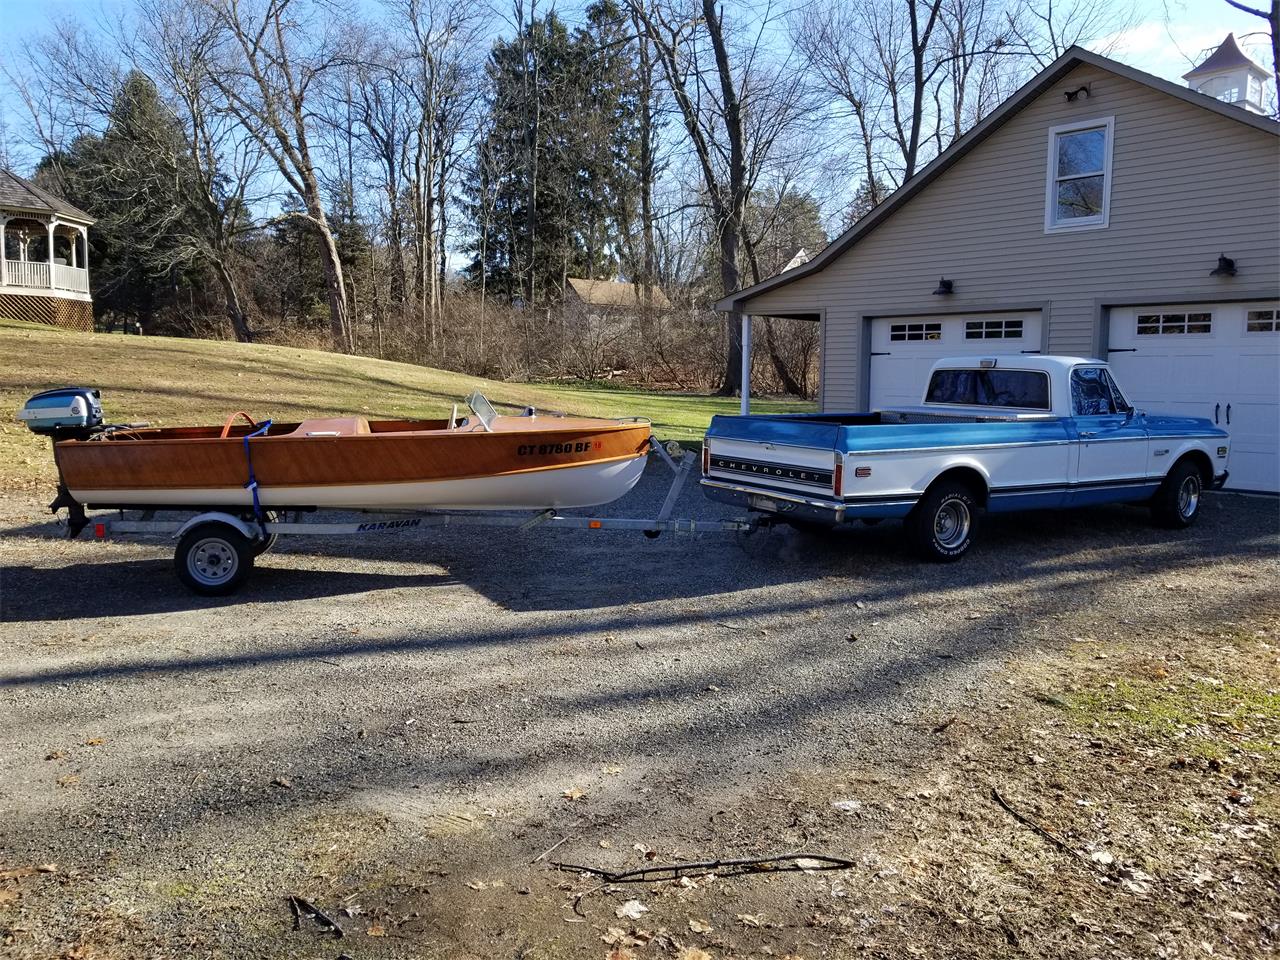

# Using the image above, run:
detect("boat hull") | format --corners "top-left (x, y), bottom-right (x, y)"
top-left (53, 417), bottom-right (653, 512)
top-left (68, 455), bottom-right (648, 511)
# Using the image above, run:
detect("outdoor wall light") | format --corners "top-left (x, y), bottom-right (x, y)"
top-left (1209, 254), bottom-right (1237, 277)
top-left (932, 278), bottom-right (955, 295)
top-left (1064, 85), bottom-right (1091, 102)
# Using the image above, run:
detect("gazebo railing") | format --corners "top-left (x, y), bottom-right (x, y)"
top-left (3, 260), bottom-right (89, 293)
top-left (52, 263), bottom-right (89, 293)
top-left (4, 260), bottom-right (49, 287)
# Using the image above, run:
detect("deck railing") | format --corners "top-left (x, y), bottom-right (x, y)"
top-left (2, 260), bottom-right (89, 294)
top-left (52, 263), bottom-right (90, 293)
top-left (4, 259), bottom-right (49, 288)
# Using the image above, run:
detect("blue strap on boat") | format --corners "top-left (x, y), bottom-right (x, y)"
top-left (242, 420), bottom-right (273, 534)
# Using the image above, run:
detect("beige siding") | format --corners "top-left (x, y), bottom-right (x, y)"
top-left (744, 64), bottom-right (1280, 409)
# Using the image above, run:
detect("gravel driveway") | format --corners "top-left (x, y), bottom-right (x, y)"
top-left (1, 459), bottom-right (1276, 958)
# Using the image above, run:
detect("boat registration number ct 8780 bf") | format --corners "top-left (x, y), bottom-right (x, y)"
top-left (517, 440), bottom-right (604, 456)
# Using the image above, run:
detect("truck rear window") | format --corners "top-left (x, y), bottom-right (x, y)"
top-left (925, 369), bottom-right (1050, 409)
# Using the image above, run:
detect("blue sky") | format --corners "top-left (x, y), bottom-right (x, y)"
top-left (0, 0), bottom-right (1272, 170)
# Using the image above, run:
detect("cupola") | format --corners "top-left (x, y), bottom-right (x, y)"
top-left (1183, 33), bottom-right (1272, 114)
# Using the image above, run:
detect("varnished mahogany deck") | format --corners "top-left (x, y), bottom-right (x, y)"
top-left (53, 415), bottom-right (652, 492)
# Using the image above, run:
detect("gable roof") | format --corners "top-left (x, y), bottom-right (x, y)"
top-left (567, 277), bottom-right (671, 309)
top-left (1184, 33), bottom-right (1271, 79)
top-left (0, 169), bottom-right (95, 224)
top-left (716, 45), bottom-right (1280, 314)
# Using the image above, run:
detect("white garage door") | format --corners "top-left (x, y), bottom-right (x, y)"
top-left (1108, 301), bottom-right (1280, 493)
top-left (869, 312), bottom-right (1044, 409)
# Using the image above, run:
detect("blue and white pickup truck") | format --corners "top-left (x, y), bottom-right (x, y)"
top-left (701, 356), bottom-right (1230, 561)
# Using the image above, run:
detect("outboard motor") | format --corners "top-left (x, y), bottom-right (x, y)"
top-left (17, 387), bottom-right (103, 440)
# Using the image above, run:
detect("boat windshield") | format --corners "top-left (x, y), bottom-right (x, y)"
top-left (466, 391), bottom-right (498, 432)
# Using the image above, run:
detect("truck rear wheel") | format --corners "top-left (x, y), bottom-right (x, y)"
top-left (1150, 459), bottom-right (1203, 529)
top-left (907, 481), bottom-right (979, 562)
top-left (175, 523), bottom-right (254, 596)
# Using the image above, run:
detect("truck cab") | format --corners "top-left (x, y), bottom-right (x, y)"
top-left (702, 356), bottom-right (1230, 560)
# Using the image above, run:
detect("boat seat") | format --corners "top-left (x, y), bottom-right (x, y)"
top-left (291, 417), bottom-right (372, 437)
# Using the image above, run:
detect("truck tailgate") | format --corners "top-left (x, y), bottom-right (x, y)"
top-left (703, 415), bottom-right (840, 498)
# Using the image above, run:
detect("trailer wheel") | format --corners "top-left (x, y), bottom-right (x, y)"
top-left (175, 523), bottom-right (253, 596)
top-left (907, 481), bottom-right (979, 562)
top-left (251, 533), bottom-right (278, 556)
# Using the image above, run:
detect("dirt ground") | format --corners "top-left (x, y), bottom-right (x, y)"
top-left (1, 464), bottom-right (1277, 960)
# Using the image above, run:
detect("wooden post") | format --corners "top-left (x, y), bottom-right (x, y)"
top-left (0, 215), bottom-right (7, 287)
top-left (740, 314), bottom-right (752, 415)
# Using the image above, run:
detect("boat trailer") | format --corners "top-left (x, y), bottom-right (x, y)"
top-left (70, 440), bottom-right (762, 596)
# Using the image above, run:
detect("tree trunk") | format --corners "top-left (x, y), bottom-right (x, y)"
top-left (213, 259), bottom-right (253, 343)
top-left (307, 195), bottom-right (353, 352)
top-left (717, 216), bottom-right (743, 396)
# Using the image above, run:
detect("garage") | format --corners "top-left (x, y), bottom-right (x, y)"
top-left (1108, 301), bottom-right (1280, 492)
top-left (868, 312), bottom-right (1043, 408)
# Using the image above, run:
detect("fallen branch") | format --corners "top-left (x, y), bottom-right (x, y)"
top-left (530, 836), bottom-right (570, 864)
top-left (550, 851), bottom-right (856, 883)
top-left (989, 787), bottom-right (1084, 862)
top-left (287, 895), bottom-right (344, 938)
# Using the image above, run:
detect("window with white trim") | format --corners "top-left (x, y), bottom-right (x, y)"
top-left (1045, 117), bottom-right (1113, 231)
top-left (890, 322), bottom-right (942, 342)
top-left (1246, 309), bottom-right (1278, 333)
top-left (965, 318), bottom-right (1024, 340)
top-left (1136, 312), bottom-right (1212, 335)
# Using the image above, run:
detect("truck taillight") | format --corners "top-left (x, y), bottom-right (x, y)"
top-left (702, 445), bottom-right (710, 475)
top-left (833, 461), bottom-right (843, 497)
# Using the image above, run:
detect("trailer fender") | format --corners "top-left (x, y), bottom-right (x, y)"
top-left (174, 512), bottom-right (258, 541)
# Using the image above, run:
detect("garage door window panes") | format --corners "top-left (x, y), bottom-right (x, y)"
top-left (1136, 312), bottom-right (1212, 335)
top-left (1247, 310), bottom-right (1277, 332)
top-left (965, 319), bottom-right (1024, 340)
top-left (890, 322), bottom-right (942, 342)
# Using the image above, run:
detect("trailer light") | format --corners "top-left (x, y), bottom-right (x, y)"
top-left (854, 466), bottom-right (872, 478)
top-left (589, 519), bottom-right (603, 529)
top-left (94, 522), bottom-right (106, 539)
top-left (833, 462), bottom-right (844, 497)
top-left (702, 445), bottom-right (710, 475)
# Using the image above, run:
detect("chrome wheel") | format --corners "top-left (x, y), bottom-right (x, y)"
top-left (1177, 474), bottom-right (1201, 519)
top-left (934, 498), bottom-right (971, 549)
top-left (188, 537), bottom-right (239, 587)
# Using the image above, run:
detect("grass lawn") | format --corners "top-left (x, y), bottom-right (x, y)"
top-left (0, 318), bottom-right (813, 486)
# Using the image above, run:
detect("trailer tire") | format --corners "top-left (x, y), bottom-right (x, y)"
top-left (175, 523), bottom-right (254, 596)
top-left (907, 481), bottom-right (979, 562)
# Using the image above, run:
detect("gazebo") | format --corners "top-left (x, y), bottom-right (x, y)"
top-left (0, 169), bottom-right (94, 331)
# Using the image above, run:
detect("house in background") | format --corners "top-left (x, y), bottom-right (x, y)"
top-left (718, 37), bottom-right (1280, 493)
top-left (0, 169), bottom-right (94, 332)
top-left (565, 277), bottom-right (671, 316)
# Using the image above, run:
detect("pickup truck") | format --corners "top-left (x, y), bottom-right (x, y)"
top-left (701, 355), bottom-right (1230, 561)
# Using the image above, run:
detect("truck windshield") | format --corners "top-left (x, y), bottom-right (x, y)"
top-left (925, 370), bottom-right (1050, 410)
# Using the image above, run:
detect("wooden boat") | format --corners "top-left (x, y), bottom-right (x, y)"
top-left (38, 392), bottom-right (652, 512)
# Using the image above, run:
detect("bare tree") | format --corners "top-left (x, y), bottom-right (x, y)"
top-left (133, 0), bottom-right (263, 342)
top-left (199, 0), bottom-right (355, 351)
top-left (628, 0), bottom-right (813, 395)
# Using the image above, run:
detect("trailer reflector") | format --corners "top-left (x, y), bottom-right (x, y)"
top-left (94, 522), bottom-right (106, 539)
top-left (589, 520), bottom-right (603, 529)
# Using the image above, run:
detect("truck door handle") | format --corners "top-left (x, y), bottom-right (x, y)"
top-left (1214, 403), bottom-right (1220, 424)
top-left (1226, 403), bottom-right (1231, 425)
top-left (1079, 430), bottom-right (1097, 438)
